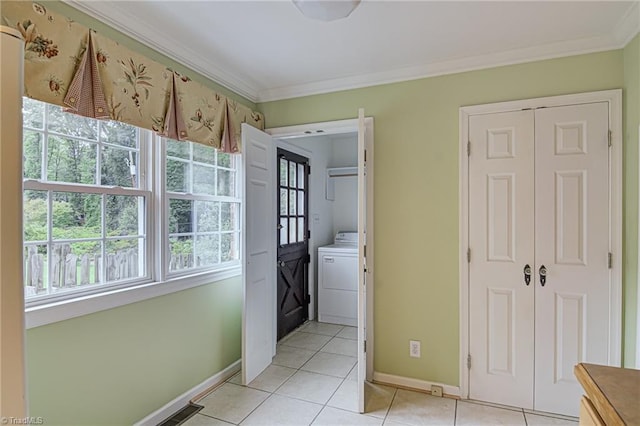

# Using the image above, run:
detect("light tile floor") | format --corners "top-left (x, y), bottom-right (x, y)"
top-left (186, 322), bottom-right (578, 426)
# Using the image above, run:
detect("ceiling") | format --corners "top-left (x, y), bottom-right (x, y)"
top-left (66, 1), bottom-right (639, 103)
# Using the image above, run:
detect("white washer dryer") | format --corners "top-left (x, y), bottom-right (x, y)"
top-left (318, 231), bottom-right (358, 326)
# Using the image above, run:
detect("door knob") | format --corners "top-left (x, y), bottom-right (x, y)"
top-left (539, 265), bottom-right (547, 286)
top-left (523, 264), bottom-right (531, 286)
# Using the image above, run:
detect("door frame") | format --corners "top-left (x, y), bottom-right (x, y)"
top-left (267, 117), bottom-right (375, 381)
top-left (458, 89), bottom-right (623, 399)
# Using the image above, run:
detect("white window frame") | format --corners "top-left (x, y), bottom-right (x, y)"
top-left (159, 137), bottom-right (243, 279)
top-left (24, 100), bottom-right (242, 328)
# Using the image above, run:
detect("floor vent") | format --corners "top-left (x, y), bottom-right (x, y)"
top-left (157, 402), bottom-right (204, 426)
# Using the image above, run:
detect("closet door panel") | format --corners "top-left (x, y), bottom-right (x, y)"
top-left (468, 110), bottom-right (535, 409)
top-left (533, 102), bottom-right (610, 416)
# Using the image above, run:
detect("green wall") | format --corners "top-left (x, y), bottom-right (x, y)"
top-left (26, 276), bottom-right (242, 425)
top-left (259, 50), bottom-right (629, 385)
top-left (11, 3), bottom-right (249, 424)
top-left (623, 33), bottom-right (640, 368)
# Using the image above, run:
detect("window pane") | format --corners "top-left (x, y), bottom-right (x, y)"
top-left (289, 161), bottom-right (296, 188)
top-left (193, 164), bottom-right (216, 195)
top-left (298, 164), bottom-right (305, 189)
top-left (298, 218), bottom-right (305, 242)
top-left (221, 203), bottom-right (238, 231)
top-left (280, 158), bottom-right (288, 186)
top-left (280, 189), bottom-right (288, 216)
top-left (24, 190), bottom-right (48, 242)
top-left (52, 192), bottom-right (101, 239)
top-left (289, 189), bottom-right (296, 215)
top-left (280, 218), bottom-right (288, 245)
top-left (100, 120), bottom-right (137, 148)
top-left (193, 143), bottom-right (216, 164)
top-left (195, 234), bottom-right (219, 267)
top-left (166, 158), bottom-right (189, 192)
top-left (221, 233), bottom-right (239, 262)
top-left (298, 191), bottom-right (305, 215)
top-left (166, 138), bottom-right (190, 159)
top-left (106, 195), bottom-right (143, 237)
top-left (23, 131), bottom-right (43, 180)
top-left (218, 152), bottom-right (232, 168)
top-left (47, 104), bottom-right (98, 140)
top-left (217, 169), bottom-right (234, 197)
top-left (169, 236), bottom-right (194, 271)
top-left (49, 241), bottom-right (101, 290)
top-left (23, 97), bottom-right (44, 129)
top-left (24, 244), bottom-right (47, 297)
top-left (105, 238), bottom-right (144, 282)
top-left (289, 218), bottom-right (296, 243)
top-left (169, 199), bottom-right (193, 233)
top-left (101, 146), bottom-right (139, 187)
top-left (47, 136), bottom-right (97, 184)
top-left (196, 201), bottom-right (219, 232)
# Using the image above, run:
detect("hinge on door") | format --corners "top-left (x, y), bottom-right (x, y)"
top-left (364, 340), bottom-right (367, 353)
top-left (364, 245), bottom-right (366, 257)
top-left (608, 130), bottom-right (612, 147)
top-left (467, 248), bottom-right (471, 263)
top-left (305, 253), bottom-right (311, 263)
top-left (308, 164), bottom-right (311, 175)
top-left (608, 252), bottom-right (612, 269)
top-left (467, 141), bottom-right (471, 156)
top-left (307, 229), bottom-right (311, 240)
top-left (467, 354), bottom-right (472, 369)
top-left (306, 294), bottom-right (311, 304)
top-left (364, 150), bottom-right (367, 162)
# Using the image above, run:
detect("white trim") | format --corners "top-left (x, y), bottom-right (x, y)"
top-left (63, 2), bottom-right (639, 104)
top-left (613, 2), bottom-right (640, 47)
top-left (267, 116), bottom-right (375, 382)
top-left (134, 359), bottom-right (240, 426)
top-left (62, 1), bottom-right (258, 103)
top-left (372, 371), bottom-right (461, 398)
top-left (458, 89), bottom-right (623, 398)
top-left (267, 119), bottom-right (360, 139)
top-left (26, 267), bottom-right (241, 329)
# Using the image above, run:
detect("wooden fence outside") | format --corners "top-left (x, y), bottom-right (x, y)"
top-left (24, 244), bottom-right (198, 296)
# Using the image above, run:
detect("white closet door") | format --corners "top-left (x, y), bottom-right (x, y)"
top-left (533, 103), bottom-right (610, 416)
top-left (468, 110), bottom-right (535, 409)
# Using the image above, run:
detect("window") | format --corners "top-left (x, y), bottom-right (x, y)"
top-left (164, 138), bottom-right (241, 275)
top-left (22, 98), bottom-right (241, 305)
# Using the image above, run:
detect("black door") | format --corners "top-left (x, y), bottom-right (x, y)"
top-left (277, 149), bottom-right (310, 340)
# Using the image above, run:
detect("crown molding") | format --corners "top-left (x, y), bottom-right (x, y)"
top-left (256, 33), bottom-right (626, 102)
top-left (63, 0), bottom-right (261, 103)
top-left (613, 1), bottom-right (640, 46)
top-left (63, 1), bottom-right (639, 105)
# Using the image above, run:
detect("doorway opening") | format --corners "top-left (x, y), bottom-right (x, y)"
top-left (277, 148), bottom-right (310, 340)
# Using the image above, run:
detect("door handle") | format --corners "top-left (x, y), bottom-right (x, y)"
top-left (539, 265), bottom-right (547, 286)
top-left (523, 264), bottom-right (531, 286)
top-left (278, 260), bottom-right (285, 268)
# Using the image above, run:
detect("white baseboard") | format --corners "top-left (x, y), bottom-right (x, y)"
top-left (372, 371), bottom-right (461, 398)
top-left (134, 359), bottom-right (241, 425)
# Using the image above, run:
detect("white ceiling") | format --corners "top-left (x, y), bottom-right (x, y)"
top-left (67, 1), bottom-right (639, 103)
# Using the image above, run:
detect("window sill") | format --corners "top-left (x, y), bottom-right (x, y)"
top-left (25, 266), bottom-right (242, 329)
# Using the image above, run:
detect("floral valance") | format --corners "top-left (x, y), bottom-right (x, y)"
top-left (1, 1), bottom-right (264, 153)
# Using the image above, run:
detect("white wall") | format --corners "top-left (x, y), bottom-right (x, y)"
top-left (330, 135), bottom-right (358, 235)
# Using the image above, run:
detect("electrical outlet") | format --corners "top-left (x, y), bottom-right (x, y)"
top-left (409, 340), bottom-right (421, 358)
top-left (431, 385), bottom-right (443, 397)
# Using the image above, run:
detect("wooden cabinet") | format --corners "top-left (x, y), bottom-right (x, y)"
top-left (574, 363), bottom-right (640, 426)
